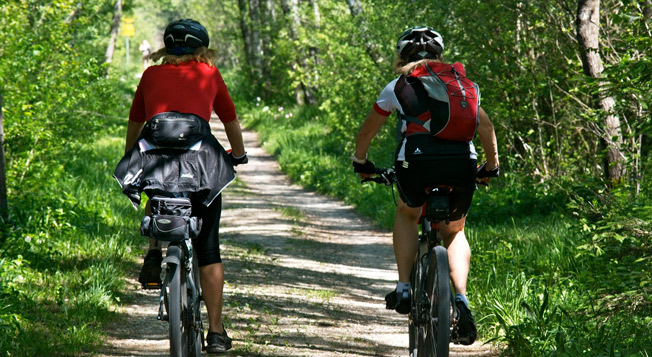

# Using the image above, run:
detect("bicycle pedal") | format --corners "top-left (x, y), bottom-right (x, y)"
top-left (141, 282), bottom-right (162, 290)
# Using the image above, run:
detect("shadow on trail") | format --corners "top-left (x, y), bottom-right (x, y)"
top-left (218, 186), bottom-right (403, 355)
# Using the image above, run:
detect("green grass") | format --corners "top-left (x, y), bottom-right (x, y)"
top-left (276, 206), bottom-right (305, 222)
top-left (289, 288), bottom-right (339, 302)
top-left (0, 120), bottom-right (145, 355)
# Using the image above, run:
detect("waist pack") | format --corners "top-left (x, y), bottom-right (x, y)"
top-left (395, 62), bottom-right (480, 141)
top-left (141, 112), bottom-right (211, 147)
top-left (140, 196), bottom-right (202, 241)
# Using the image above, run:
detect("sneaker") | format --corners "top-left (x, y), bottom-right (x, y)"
top-left (385, 289), bottom-right (410, 315)
top-left (206, 329), bottom-right (232, 354)
top-left (451, 300), bottom-right (477, 345)
top-left (138, 249), bottom-right (162, 288)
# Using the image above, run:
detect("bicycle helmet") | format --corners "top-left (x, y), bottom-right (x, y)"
top-left (164, 19), bottom-right (209, 55)
top-left (396, 26), bottom-right (444, 61)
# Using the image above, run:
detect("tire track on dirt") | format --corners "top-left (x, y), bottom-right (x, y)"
top-left (99, 117), bottom-right (495, 356)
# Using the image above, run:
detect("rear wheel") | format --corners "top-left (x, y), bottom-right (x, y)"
top-left (425, 245), bottom-right (451, 356)
top-left (409, 241), bottom-right (433, 357)
top-left (408, 259), bottom-right (418, 356)
top-left (166, 245), bottom-right (189, 357)
top-left (188, 256), bottom-right (203, 356)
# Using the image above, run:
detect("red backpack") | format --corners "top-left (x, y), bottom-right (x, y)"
top-left (394, 62), bottom-right (480, 141)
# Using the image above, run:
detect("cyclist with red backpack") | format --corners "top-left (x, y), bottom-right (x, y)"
top-left (351, 27), bottom-right (499, 345)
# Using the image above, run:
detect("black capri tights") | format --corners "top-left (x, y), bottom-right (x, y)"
top-left (191, 194), bottom-right (223, 267)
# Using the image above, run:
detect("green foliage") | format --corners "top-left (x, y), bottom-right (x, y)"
top-left (0, 0), bottom-right (139, 354)
top-left (0, 124), bottom-right (143, 354)
top-left (1, 0), bottom-right (649, 354)
top-left (235, 0), bottom-right (651, 355)
top-left (0, 0), bottom-right (129, 192)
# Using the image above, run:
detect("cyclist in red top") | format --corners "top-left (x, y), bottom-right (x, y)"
top-left (352, 27), bottom-right (499, 345)
top-left (124, 19), bottom-right (246, 354)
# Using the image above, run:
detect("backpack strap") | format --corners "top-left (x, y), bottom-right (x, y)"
top-left (398, 112), bottom-right (431, 132)
top-left (424, 63), bottom-right (438, 77)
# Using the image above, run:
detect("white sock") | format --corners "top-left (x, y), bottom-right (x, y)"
top-left (456, 293), bottom-right (469, 308)
top-left (396, 281), bottom-right (411, 299)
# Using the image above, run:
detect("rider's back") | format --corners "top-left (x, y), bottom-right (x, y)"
top-left (129, 61), bottom-right (236, 124)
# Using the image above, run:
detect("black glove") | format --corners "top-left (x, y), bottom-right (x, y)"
top-left (229, 152), bottom-right (249, 166)
top-left (476, 162), bottom-right (500, 178)
top-left (353, 160), bottom-right (376, 174)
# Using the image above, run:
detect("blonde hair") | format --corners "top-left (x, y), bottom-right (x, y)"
top-left (149, 46), bottom-right (217, 67)
top-left (393, 57), bottom-right (444, 75)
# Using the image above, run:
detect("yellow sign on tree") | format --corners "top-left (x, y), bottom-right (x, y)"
top-left (121, 17), bottom-right (135, 37)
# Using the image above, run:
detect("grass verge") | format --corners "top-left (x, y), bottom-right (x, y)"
top-left (0, 119), bottom-right (145, 355)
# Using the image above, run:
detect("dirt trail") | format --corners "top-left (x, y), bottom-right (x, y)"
top-left (99, 119), bottom-right (497, 356)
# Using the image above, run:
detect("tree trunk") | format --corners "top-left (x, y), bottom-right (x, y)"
top-left (248, 0), bottom-right (264, 75)
top-left (299, 0), bottom-right (320, 105)
top-left (65, 2), bottom-right (82, 24)
top-left (0, 92), bottom-right (7, 219)
top-left (280, 0), bottom-right (305, 104)
top-left (238, 0), bottom-right (265, 89)
top-left (261, 0), bottom-right (275, 97)
top-left (643, 0), bottom-right (652, 19)
top-left (576, 0), bottom-right (625, 183)
top-left (280, 0), bottom-right (299, 39)
top-left (346, 0), bottom-right (362, 16)
top-left (237, 0), bottom-right (252, 65)
top-left (105, 0), bottom-right (122, 64)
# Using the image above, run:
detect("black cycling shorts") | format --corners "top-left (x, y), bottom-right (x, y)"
top-left (191, 194), bottom-right (223, 267)
top-left (395, 158), bottom-right (477, 221)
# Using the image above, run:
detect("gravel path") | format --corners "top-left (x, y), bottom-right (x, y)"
top-left (98, 119), bottom-right (497, 356)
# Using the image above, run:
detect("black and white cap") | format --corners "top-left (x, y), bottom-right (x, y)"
top-left (396, 27), bottom-right (444, 61)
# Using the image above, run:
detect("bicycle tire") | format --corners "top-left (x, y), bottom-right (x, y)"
top-left (408, 259), bottom-right (418, 356)
top-left (410, 240), bottom-right (433, 357)
top-left (166, 245), bottom-right (190, 357)
top-left (426, 245), bottom-right (451, 356)
top-left (188, 255), bottom-right (203, 357)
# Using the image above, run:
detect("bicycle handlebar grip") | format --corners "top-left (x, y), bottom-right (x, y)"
top-left (476, 162), bottom-right (500, 178)
top-left (353, 160), bottom-right (376, 174)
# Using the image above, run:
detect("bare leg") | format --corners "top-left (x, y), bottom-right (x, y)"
top-left (393, 198), bottom-right (422, 282)
top-left (440, 218), bottom-right (470, 295)
top-left (200, 262), bottom-right (225, 333)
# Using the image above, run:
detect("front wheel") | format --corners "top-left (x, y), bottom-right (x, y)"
top-left (425, 245), bottom-right (451, 356)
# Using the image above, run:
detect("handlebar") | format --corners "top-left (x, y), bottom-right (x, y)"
top-left (361, 168), bottom-right (396, 186)
top-left (360, 166), bottom-right (494, 187)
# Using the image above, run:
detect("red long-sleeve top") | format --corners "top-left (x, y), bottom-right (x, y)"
top-left (129, 61), bottom-right (236, 123)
